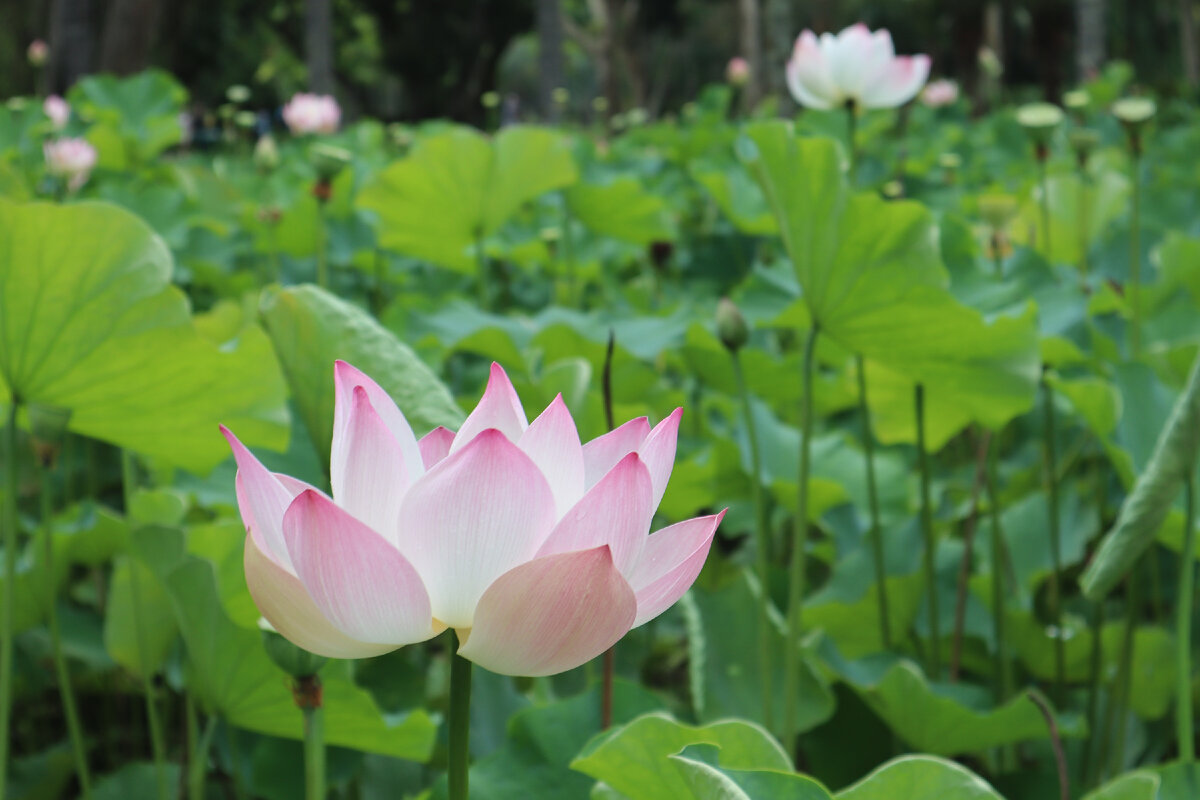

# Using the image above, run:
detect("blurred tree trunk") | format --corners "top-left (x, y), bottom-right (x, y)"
top-left (48, 0), bottom-right (95, 91)
top-left (737, 0), bottom-right (763, 107)
top-left (1180, 0), bottom-right (1199, 88)
top-left (306, 0), bottom-right (335, 94)
top-left (1076, 0), bottom-right (1106, 81)
top-left (537, 0), bottom-right (565, 120)
top-left (99, 0), bottom-right (161, 75)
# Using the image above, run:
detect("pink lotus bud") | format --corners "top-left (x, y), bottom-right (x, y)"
top-left (786, 23), bottom-right (930, 110)
top-left (221, 361), bottom-right (722, 677)
top-left (43, 95), bottom-right (70, 130)
top-left (43, 138), bottom-right (97, 192)
top-left (920, 79), bottom-right (959, 108)
top-left (282, 92), bottom-right (341, 135)
top-left (27, 40), bottom-right (48, 67)
top-left (727, 57), bottom-right (751, 87)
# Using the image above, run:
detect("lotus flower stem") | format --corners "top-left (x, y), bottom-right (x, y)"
top-left (38, 457), bottom-right (91, 796)
top-left (984, 437), bottom-right (1010, 702)
top-left (315, 203), bottom-right (329, 289)
top-left (186, 707), bottom-right (217, 800)
top-left (1129, 150), bottom-right (1143, 358)
top-left (732, 350), bottom-right (774, 725)
top-left (600, 330), bottom-right (617, 730)
top-left (845, 101), bottom-right (858, 183)
top-left (297, 675), bottom-right (325, 800)
top-left (448, 643), bottom-right (473, 800)
top-left (1027, 690), bottom-right (1070, 800)
top-left (1041, 377), bottom-right (1066, 705)
top-left (784, 322), bottom-right (819, 758)
top-left (1082, 599), bottom-right (1104, 787)
top-left (855, 355), bottom-right (890, 649)
top-left (1107, 569), bottom-right (1139, 779)
top-left (121, 449), bottom-right (169, 800)
top-left (950, 429), bottom-right (990, 681)
top-left (1037, 150), bottom-right (1053, 260)
top-left (1178, 472), bottom-right (1196, 765)
top-left (0, 401), bottom-right (18, 799)
top-left (915, 384), bottom-right (940, 678)
top-left (1077, 157), bottom-right (1091, 276)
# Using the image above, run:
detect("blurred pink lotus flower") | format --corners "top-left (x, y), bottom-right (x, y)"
top-left (43, 95), bottom-right (69, 129)
top-left (282, 92), bottom-right (341, 135)
top-left (921, 78), bottom-right (959, 108)
top-left (222, 361), bottom-right (721, 677)
top-left (786, 23), bottom-right (930, 110)
top-left (27, 39), bottom-right (48, 67)
top-left (727, 56), bottom-right (751, 87)
top-left (44, 138), bottom-right (97, 192)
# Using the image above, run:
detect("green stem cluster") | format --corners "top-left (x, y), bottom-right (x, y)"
top-left (784, 323), bottom-right (819, 758)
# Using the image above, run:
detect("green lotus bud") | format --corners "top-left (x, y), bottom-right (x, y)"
top-left (253, 135), bottom-right (280, 171)
top-left (227, 84), bottom-right (251, 104)
top-left (977, 193), bottom-right (1019, 230)
top-left (552, 87), bottom-right (570, 105)
top-left (882, 180), bottom-right (905, 198)
top-left (978, 46), bottom-right (1003, 79)
top-left (481, 91), bottom-right (501, 109)
top-left (309, 142), bottom-right (352, 181)
top-left (261, 627), bottom-right (327, 678)
top-left (716, 297), bottom-right (749, 352)
top-left (1112, 96), bottom-right (1156, 126)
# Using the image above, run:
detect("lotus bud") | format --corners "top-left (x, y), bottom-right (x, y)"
top-left (43, 95), bottom-right (70, 130)
top-left (716, 298), bottom-right (749, 352)
top-left (727, 57), bottom-right (750, 87)
top-left (481, 91), bottom-right (501, 110)
top-left (254, 134), bottom-right (280, 171)
top-left (27, 40), bottom-right (48, 68)
top-left (227, 85), bottom-right (251, 104)
top-left (921, 79), bottom-right (959, 109)
top-left (977, 46), bottom-right (1003, 79)
top-left (882, 179), bottom-right (905, 198)
top-left (262, 626), bottom-right (328, 679)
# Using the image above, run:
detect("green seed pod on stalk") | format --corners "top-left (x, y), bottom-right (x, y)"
top-left (1068, 128), bottom-right (1100, 168)
top-left (716, 297), bottom-right (749, 352)
top-left (309, 143), bottom-right (352, 183)
top-left (977, 193), bottom-right (1019, 230)
top-left (1016, 102), bottom-right (1064, 157)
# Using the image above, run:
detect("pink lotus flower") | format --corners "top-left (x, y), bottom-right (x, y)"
top-left (786, 23), bottom-right (930, 110)
top-left (921, 78), bottom-right (959, 108)
top-left (43, 95), bottom-right (69, 129)
top-left (27, 39), bottom-right (48, 67)
top-left (727, 56), bottom-right (751, 87)
top-left (282, 92), bottom-right (341, 135)
top-left (43, 138), bottom-right (97, 192)
top-left (222, 362), bottom-right (721, 676)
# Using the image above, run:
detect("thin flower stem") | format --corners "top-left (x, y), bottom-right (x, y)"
top-left (1129, 150), bottom-right (1143, 358)
top-left (1038, 153), bottom-right (1052, 261)
top-left (0, 401), bottom-right (19, 800)
top-left (733, 350), bottom-right (773, 726)
top-left (855, 355), bottom-right (890, 650)
top-left (301, 677), bottom-right (325, 800)
top-left (1178, 472), bottom-right (1196, 765)
top-left (985, 442), bottom-right (1011, 703)
top-left (915, 384), bottom-right (940, 678)
top-left (1027, 691), bottom-right (1070, 800)
top-left (1042, 377), bottom-right (1066, 705)
top-left (475, 228), bottom-right (488, 310)
top-left (845, 102), bottom-right (858, 183)
top-left (121, 450), bottom-right (169, 800)
top-left (784, 322), bottom-right (819, 759)
top-left (1077, 159), bottom-right (1090, 276)
top-left (448, 639), bottom-right (473, 800)
top-left (39, 459), bottom-right (91, 796)
top-left (187, 712), bottom-right (217, 800)
top-left (1108, 569), bottom-right (1139, 779)
top-left (1082, 599), bottom-right (1104, 787)
top-left (600, 330), bottom-right (617, 730)
top-left (950, 430), bottom-right (990, 682)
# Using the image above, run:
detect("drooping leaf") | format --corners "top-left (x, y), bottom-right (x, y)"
top-left (835, 755), bottom-right (1003, 800)
top-left (670, 749), bottom-right (834, 800)
top-left (358, 125), bottom-right (577, 273)
top-left (0, 200), bottom-right (288, 473)
top-left (258, 284), bottom-right (463, 466)
top-left (1081, 352), bottom-right (1200, 599)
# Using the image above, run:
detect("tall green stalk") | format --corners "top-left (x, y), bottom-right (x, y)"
top-left (732, 350), bottom-right (773, 725)
top-left (0, 401), bottom-right (18, 799)
top-left (121, 450), bottom-right (168, 800)
top-left (300, 676), bottom-right (325, 800)
top-left (1042, 378), bottom-right (1066, 704)
top-left (39, 459), bottom-right (91, 796)
top-left (1108, 570), bottom-right (1140, 779)
top-left (1077, 159), bottom-right (1091, 276)
top-left (784, 323), bottom-right (819, 759)
top-left (1037, 152), bottom-right (1053, 260)
top-left (448, 639), bottom-right (473, 800)
top-left (1178, 473), bottom-right (1196, 765)
top-left (856, 355), bottom-right (891, 649)
top-left (187, 711), bottom-right (217, 800)
top-left (475, 229), bottom-right (489, 310)
top-left (314, 199), bottom-right (329, 290)
top-left (1129, 150), bottom-right (1143, 358)
top-left (915, 384), bottom-right (940, 678)
top-left (984, 441), bottom-right (1014, 770)
top-left (845, 101), bottom-right (858, 183)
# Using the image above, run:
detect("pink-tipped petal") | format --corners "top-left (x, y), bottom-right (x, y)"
top-left (581, 417), bottom-right (650, 489)
top-left (419, 426), bottom-right (456, 469)
top-left (786, 30), bottom-right (838, 110)
top-left (283, 490), bottom-right (437, 645)
top-left (334, 361), bottom-right (424, 479)
top-left (222, 425), bottom-right (302, 572)
top-left (450, 362), bottom-right (529, 452)
top-left (244, 534), bottom-right (393, 659)
top-left (829, 23), bottom-right (876, 96)
top-left (518, 394), bottom-right (585, 517)
top-left (536, 452), bottom-right (654, 577)
top-left (639, 408), bottom-right (683, 510)
top-left (860, 54), bottom-right (931, 109)
top-left (398, 429), bottom-right (556, 629)
top-left (458, 547), bottom-right (636, 676)
top-left (330, 386), bottom-right (409, 544)
top-left (628, 511), bottom-right (724, 627)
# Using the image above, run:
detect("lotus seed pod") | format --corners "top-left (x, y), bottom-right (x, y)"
top-left (716, 297), bottom-right (749, 352)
